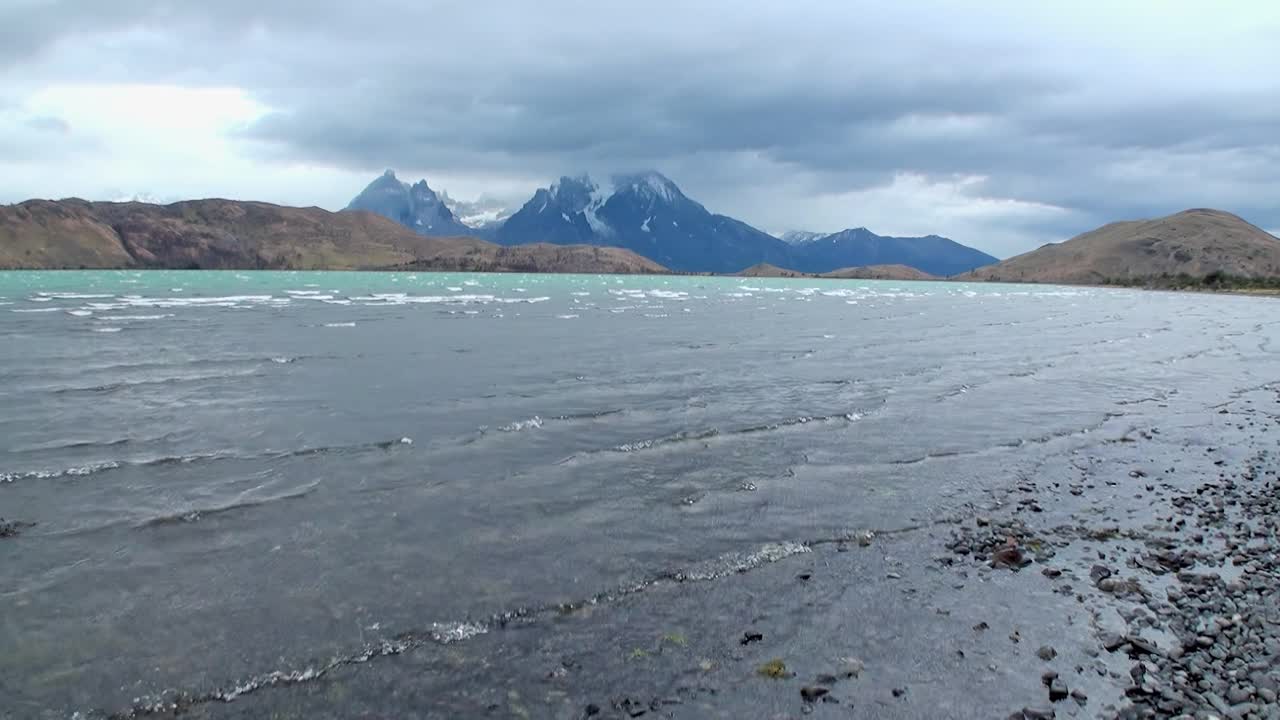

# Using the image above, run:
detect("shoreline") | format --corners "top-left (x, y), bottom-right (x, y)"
top-left (85, 383), bottom-right (1280, 720)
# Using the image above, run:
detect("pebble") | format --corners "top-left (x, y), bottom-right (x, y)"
top-left (1048, 679), bottom-right (1069, 702)
top-left (800, 686), bottom-right (829, 702)
top-left (1037, 645), bottom-right (1057, 661)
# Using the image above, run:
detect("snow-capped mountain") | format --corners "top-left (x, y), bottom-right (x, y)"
top-left (438, 190), bottom-right (514, 230)
top-left (345, 170), bottom-right (472, 236)
top-left (345, 169), bottom-right (997, 275)
top-left (495, 171), bottom-right (793, 273)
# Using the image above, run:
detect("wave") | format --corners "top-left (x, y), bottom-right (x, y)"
top-left (50, 369), bottom-right (265, 396)
top-left (563, 411), bottom-right (869, 458)
top-left (0, 461), bottom-right (122, 483)
top-left (488, 409), bottom-right (625, 435)
top-left (0, 437), bottom-right (413, 485)
top-left (138, 484), bottom-right (319, 528)
top-left (888, 412), bottom-right (1126, 465)
top-left (103, 539), bottom-right (816, 717)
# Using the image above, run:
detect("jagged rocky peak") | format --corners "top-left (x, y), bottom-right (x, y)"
top-left (345, 170), bottom-right (471, 236)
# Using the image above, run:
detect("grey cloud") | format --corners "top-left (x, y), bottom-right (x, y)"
top-left (3, 0), bottom-right (1279, 252)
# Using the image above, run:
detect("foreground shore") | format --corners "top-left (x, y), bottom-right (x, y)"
top-left (81, 383), bottom-right (1276, 720)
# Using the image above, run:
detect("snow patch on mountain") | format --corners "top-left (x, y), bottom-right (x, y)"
top-left (780, 230), bottom-right (827, 245)
top-left (437, 190), bottom-right (513, 229)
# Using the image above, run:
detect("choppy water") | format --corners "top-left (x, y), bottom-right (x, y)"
top-left (1, 270), bottom-right (1278, 717)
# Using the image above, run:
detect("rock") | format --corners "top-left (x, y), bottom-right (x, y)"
top-left (1126, 636), bottom-right (1160, 657)
top-left (1049, 679), bottom-right (1069, 702)
top-left (1021, 707), bottom-right (1056, 719)
top-left (800, 686), bottom-right (830, 702)
top-left (977, 516), bottom-right (991, 527)
top-left (1102, 632), bottom-right (1127, 652)
top-left (993, 545), bottom-right (1031, 570)
top-left (1091, 565), bottom-right (1114, 582)
top-left (1042, 567), bottom-right (1063, 579)
top-left (1042, 670), bottom-right (1059, 686)
top-left (584, 703), bottom-right (601, 717)
top-left (1070, 689), bottom-right (1088, 705)
top-left (1258, 688), bottom-right (1276, 703)
top-left (1037, 646), bottom-right (1058, 661)
top-left (740, 631), bottom-right (763, 645)
top-left (854, 530), bottom-right (875, 546)
top-left (1226, 686), bottom-right (1252, 704)
top-left (973, 622), bottom-right (990, 632)
top-left (891, 687), bottom-right (907, 698)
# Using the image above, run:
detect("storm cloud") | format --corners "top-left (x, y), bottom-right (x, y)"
top-left (1, 0), bottom-right (1277, 256)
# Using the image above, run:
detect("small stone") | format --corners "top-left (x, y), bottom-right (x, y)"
top-left (584, 704), bottom-right (601, 717)
top-left (1258, 688), bottom-right (1276, 703)
top-left (1070, 689), bottom-right (1087, 705)
top-left (973, 622), bottom-right (990, 632)
top-left (837, 657), bottom-right (865, 678)
top-left (1226, 686), bottom-right (1252, 704)
top-left (1042, 567), bottom-right (1063, 579)
top-left (800, 686), bottom-right (830, 703)
top-left (993, 545), bottom-right (1030, 570)
top-left (1042, 670), bottom-right (1059, 686)
top-left (1037, 646), bottom-right (1057, 661)
top-left (1101, 632), bottom-right (1126, 652)
top-left (1090, 565), bottom-right (1113, 582)
top-left (891, 687), bottom-right (907, 698)
top-left (976, 516), bottom-right (991, 527)
top-left (1021, 707), bottom-right (1056, 720)
top-left (1049, 679), bottom-right (1069, 702)
top-left (740, 631), bottom-right (763, 645)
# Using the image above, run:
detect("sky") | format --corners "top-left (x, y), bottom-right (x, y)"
top-left (1, 1), bottom-right (1277, 258)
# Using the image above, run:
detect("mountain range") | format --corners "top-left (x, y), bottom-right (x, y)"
top-left (346, 171), bottom-right (998, 275)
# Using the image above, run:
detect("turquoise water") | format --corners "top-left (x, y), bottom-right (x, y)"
top-left (0, 268), bottom-right (977, 297)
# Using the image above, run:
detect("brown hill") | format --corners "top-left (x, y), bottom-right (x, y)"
top-left (738, 262), bottom-right (935, 280)
top-left (822, 264), bottom-right (935, 280)
top-left (960, 209), bottom-right (1280, 285)
top-left (0, 198), bottom-right (666, 273)
top-left (738, 263), bottom-right (808, 278)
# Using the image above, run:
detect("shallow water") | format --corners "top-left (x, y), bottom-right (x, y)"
top-left (1, 270), bottom-right (1277, 717)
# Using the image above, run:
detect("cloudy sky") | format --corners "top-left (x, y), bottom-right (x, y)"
top-left (1, 0), bottom-right (1277, 257)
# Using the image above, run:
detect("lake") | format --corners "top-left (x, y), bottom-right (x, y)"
top-left (1, 270), bottom-right (1277, 718)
